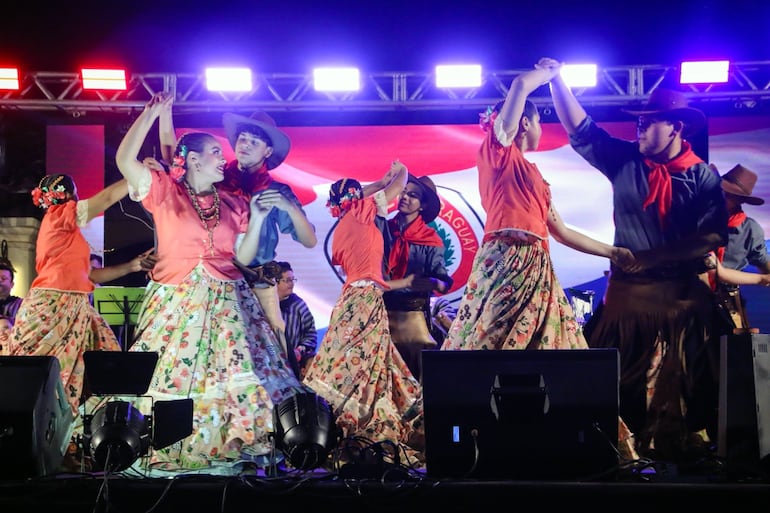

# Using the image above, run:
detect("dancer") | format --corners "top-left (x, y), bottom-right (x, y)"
top-left (545, 57), bottom-right (729, 461)
top-left (115, 93), bottom-right (306, 471)
top-left (703, 164), bottom-right (770, 331)
top-left (443, 64), bottom-right (635, 352)
top-left (303, 160), bottom-right (425, 463)
top-left (378, 173), bottom-right (451, 381)
top-left (221, 112), bottom-right (317, 345)
top-left (8, 174), bottom-right (127, 414)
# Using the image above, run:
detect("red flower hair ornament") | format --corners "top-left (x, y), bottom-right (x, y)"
top-left (31, 176), bottom-right (69, 209)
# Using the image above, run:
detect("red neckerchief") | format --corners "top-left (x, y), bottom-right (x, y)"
top-left (386, 216), bottom-right (443, 279)
top-left (239, 162), bottom-right (273, 195)
top-left (708, 211), bottom-right (747, 290)
top-left (643, 141), bottom-right (703, 225)
top-left (716, 211), bottom-right (747, 263)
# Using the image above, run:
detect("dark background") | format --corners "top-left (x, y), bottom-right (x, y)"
top-left (2, 0), bottom-right (768, 73)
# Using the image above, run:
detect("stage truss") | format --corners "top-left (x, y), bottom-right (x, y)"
top-left (0, 62), bottom-right (769, 116)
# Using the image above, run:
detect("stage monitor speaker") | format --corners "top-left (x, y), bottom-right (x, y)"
top-left (718, 333), bottom-right (770, 476)
top-left (0, 356), bottom-right (74, 479)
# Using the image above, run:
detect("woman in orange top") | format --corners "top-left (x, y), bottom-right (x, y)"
top-left (443, 65), bottom-right (635, 352)
top-left (9, 173), bottom-right (128, 415)
top-left (302, 160), bottom-right (426, 463)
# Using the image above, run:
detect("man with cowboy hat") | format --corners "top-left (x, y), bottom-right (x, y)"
top-left (377, 172), bottom-right (452, 381)
top-left (702, 164), bottom-right (770, 331)
top-left (221, 112), bottom-right (317, 344)
top-left (543, 57), bottom-right (729, 463)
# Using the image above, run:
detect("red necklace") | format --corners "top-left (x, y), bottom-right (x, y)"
top-left (183, 180), bottom-right (221, 255)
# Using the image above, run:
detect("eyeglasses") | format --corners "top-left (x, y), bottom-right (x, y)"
top-left (637, 116), bottom-right (670, 132)
top-left (279, 278), bottom-right (298, 283)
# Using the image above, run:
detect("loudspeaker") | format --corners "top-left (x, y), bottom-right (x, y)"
top-left (718, 333), bottom-right (770, 476)
top-left (0, 356), bottom-right (74, 479)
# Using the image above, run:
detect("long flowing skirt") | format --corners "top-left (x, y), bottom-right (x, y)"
top-left (302, 283), bottom-right (425, 460)
top-left (129, 265), bottom-right (305, 470)
top-left (9, 288), bottom-right (121, 416)
top-left (443, 236), bottom-right (586, 350)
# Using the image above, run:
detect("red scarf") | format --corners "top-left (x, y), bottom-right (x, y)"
top-left (708, 211), bottom-right (747, 290)
top-left (239, 163), bottom-right (273, 195)
top-left (643, 141), bottom-right (703, 224)
top-left (386, 216), bottom-right (443, 279)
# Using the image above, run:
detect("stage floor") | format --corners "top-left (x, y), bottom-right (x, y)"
top-left (2, 457), bottom-right (768, 513)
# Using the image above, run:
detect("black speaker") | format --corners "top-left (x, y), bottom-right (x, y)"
top-left (0, 356), bottom-right (74, 479)
top-left (718, 333), bottom-right (770, 476)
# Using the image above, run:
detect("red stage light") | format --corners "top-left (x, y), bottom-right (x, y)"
top-left (81, 68), bottom-right (127, 90)
top-left (0, 68), bottom-right (20, 90)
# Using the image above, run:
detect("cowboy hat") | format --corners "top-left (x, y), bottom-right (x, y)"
top-left (623, 88), bottom-right (707, 137)
top-left (222, 112), bottom-right (291, 170)
top-left (407, 174), bottom-right (441, 223)
top-left (720, 164), bottom-right (765, 205)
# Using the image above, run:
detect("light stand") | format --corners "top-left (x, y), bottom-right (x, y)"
top-left (82, 351), bottom-right (193, 473)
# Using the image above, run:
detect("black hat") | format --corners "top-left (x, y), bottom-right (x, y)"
top-left (623, 88), bottom-right (706, 137)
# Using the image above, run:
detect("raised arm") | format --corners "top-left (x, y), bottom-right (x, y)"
top-left (158, 94), bottom-right (176, 165)
top-left (498, 65), bottom-right (561, 138)
top-left (115, 93), bottom-right (172, 186)
top-left (538, 57), bottom-right (588, 135)
top-left (84, 179), bottom-right (128, 223)
top-left (362, 159), bottom-right (408, 201)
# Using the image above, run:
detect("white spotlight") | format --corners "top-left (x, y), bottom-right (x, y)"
top-left (313, 67), bottom-right (360, 92)
top-left (435, 64), bottom-right (482, 88)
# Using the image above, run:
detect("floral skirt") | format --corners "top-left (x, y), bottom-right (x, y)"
top-left (9, 288), bottom-right (121, 415)
top-left (302, 283), bottom-right (425, 461)
top-left (443, 236), bottom-right (586, 350)
top-left (129, 265), bottom-right (305, 470)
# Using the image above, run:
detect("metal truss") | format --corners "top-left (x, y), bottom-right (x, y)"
top-left (0, 62), bottom-right (768, 116)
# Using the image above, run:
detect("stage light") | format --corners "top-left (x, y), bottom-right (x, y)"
top-left (313, 67), bottom-right (360, 92)
top-left (561, 64), bottom-right (597, 88)
top-left (435, 64), bottom-right (482, 88)
top-left (82, 351), bottom-right (193, 473)
top-left (81, 68), bottom-right (127, 90)
top-left (680, 60), bottom-right (730, 84)
top-left (205, 67), bottom-right (253, 92)
top-left (88, 401), bottom-right (149, 472)
top-left (272, 391), bottom-right (338, 470)
top-left (0, 68), bottom-right (20, 90)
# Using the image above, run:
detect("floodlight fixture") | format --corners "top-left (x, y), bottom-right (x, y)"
top-left (273, 391), bottom-right (338, 470)
top-left (561, 64), bottom-right (597, 88)
top-left (0, 68), bottom-right (20, 90)
top-left (435, 64), bottom-right (482, 88)
top-left (313, 67), bottom-right (360, 92)
top-left (205, 67), bottom-right (253, 92)
top-left (82, 351), bottom-right (193, 472)
top-left (81, 68), bottom-right (127, 90)
top-left (680, 60), bottom-right (730, 84)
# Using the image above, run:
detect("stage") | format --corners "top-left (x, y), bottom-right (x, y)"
top-left (1, 459), bottom-right (769, 513)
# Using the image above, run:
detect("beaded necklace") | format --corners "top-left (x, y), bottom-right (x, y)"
top-left (183, 180), bottom-right (221, 256)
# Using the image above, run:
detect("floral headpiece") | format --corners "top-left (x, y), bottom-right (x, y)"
top-left (326, 179), bottom-right (362, 218)
top-left (479, 105), bottom-right (499, 132)
top-left (31, 175), bottom-right (69, 209)
top-left (169, 144), bottom-right (188, 183)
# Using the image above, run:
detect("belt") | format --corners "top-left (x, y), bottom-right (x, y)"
top-left (383, 294), bottom-right (428, 311)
